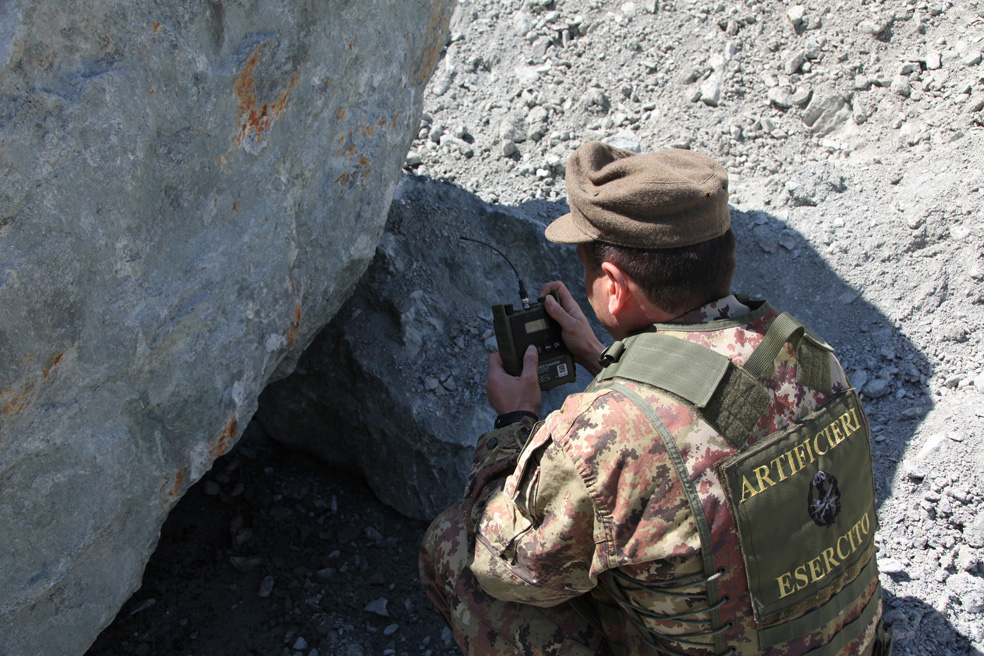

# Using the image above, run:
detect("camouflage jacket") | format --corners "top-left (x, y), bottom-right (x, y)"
top-left (463, 296), bottom-right (882, 656)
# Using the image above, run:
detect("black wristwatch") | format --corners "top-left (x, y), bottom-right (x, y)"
top-left (493, 410), bottom-right (539, 429)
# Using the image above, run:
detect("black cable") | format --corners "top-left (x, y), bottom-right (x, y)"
top-left (459, 236), bottom-right (530, 307)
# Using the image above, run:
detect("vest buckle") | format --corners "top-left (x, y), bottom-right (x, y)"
top-left (598, 341), bottom-right (625, 368)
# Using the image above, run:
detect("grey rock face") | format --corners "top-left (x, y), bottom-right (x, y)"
top-left (0, 1), bottom-right (452, 654)
top-left (257, 175), bottom-right (600, 520)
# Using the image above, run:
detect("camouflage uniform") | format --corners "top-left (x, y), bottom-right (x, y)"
top-left (420, 296), bottom-right (883, 656)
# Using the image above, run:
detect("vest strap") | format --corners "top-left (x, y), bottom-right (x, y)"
top-left (742, 312), bottom-right (803, 379)
top-left (742, 311), bottom-right (834, 395)
top-left (605, 382), bottom-right (726, 655)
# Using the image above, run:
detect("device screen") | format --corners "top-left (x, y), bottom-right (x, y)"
top-left (525, 318), bottom-right (548, 334)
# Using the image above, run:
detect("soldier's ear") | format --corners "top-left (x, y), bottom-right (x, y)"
top-left (600, 261), bottom-right (632, 317)
top-left (601, 261), bottom-right (676, 327)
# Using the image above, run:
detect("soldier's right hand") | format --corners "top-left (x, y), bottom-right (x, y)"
top-left (541, 281), bottom-right (606, 377)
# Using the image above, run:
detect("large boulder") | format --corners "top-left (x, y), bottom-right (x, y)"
top-left (0, 1), bottom-right (453, 654)
top-left (257, 175), bottom-right (600, 520)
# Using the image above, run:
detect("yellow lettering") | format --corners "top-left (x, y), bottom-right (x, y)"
top-left (774, 511), bottom-right (874, 603)
top-left (784, 450), bottom-right (797, 474)
top-left (850, 408), bottom-right (863, 433)
top-left (771, 455), bottom-right (788, 481)
top-left (803, 437), bottom-right (816, 463)
top-left (777, 573), bottom-right (796, 599)
top-left (814, 432), bottom-right (829, 456)
top-left (822, 547), bottom-right (840, 572)
top-left (740, 475), bottom-right (759, 503)
top-left (837, 535), bottom-right (852, 561)
top-left (830, 422), bottom-right (844, 445)
top-left (755, 465), bottom-right (776, 493)
top-left (848, 522), bottom-right (861, 549)
top-left (793, 444), bottom-right (808, 471)
top-left (839, 413), bottom-right (854, 440)
top-left (808, 557), bottom-right (825, 583)
top-left (794, 565), bottom-right (809, 589)
top-left (824, 425), bottom-right (838, 450)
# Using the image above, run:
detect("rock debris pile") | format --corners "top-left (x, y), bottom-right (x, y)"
top-left (410, 0), bottom-right (982, 209)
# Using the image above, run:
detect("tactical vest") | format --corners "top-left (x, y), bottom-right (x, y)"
top-left (580, 303), bottom-right (888, 656)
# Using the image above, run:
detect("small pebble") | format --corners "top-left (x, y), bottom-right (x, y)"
top-left (258, 576), bottom-right (275, 598)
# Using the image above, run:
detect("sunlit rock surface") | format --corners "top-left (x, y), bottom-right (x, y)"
top-left (0, 1), bottom-right (452, 654)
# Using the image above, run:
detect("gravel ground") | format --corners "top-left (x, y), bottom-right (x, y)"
top-left (89, 1), bottom-right (984, 655)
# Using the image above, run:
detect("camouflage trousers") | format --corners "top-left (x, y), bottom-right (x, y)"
top-left (419, 500), bottom-right (612, 656)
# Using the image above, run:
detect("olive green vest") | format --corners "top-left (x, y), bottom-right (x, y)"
top-left (581, 306), bottom-right (886, 656)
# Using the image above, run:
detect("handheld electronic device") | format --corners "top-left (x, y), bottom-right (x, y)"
top-left (461, 237), bottom-right (576, 391)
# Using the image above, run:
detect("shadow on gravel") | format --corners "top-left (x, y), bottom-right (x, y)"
top-left (882, 589), bottom-right (983, 656)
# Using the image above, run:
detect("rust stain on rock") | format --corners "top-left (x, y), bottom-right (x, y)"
top-left (0, 385), bottom-right (32, 419)
top-left (1, 351), bottom-right (64, 425)
top-left (286, 302), bottom-right (302, 346)
top-left (209, 416), bottom-right (239, 458)
top-left (151, 22), bottom-right (162, 33)
top-left (234, 44), bottom-right (300, 149)
top-left (42, 352), bottom-right (63, 380)
top-left (357, 116), bottom-right (388, 138)
top-left (168, 466), bottom-right (189, 500)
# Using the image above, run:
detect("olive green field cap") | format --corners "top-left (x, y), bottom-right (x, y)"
top-left (545, 141), bottom-right (731, 249)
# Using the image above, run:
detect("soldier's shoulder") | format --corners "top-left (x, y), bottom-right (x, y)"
top-left (553, 386), bottom-right (620, 422)
top-left (551, 382), bottom-right (693, 432)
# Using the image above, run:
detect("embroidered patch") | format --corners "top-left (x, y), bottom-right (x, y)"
top-left (715, 389), bottom-right (879, 624)
top-left (808, 471), bottom-right (841, 527)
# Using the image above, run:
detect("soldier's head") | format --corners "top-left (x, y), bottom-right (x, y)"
top-left (545, 141), bottom-right (735, 322)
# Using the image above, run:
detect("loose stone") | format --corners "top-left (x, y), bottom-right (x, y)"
top-left (258, 576), bottom-right (275, 598)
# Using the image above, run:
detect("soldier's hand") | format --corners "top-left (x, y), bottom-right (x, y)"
top-left (487, 346), bottom-right (542, 416)
top-left (541, 281), bottom-right (606, 377)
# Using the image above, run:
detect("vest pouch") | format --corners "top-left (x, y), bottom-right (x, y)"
top-left (715, 389), bottom-right (878, 628)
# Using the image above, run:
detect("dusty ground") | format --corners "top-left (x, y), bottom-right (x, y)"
top-left (90, 1), bottom-right (983, 655)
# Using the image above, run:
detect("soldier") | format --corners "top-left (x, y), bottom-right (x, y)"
top-left (420, 141), bottom-right (891, 656)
